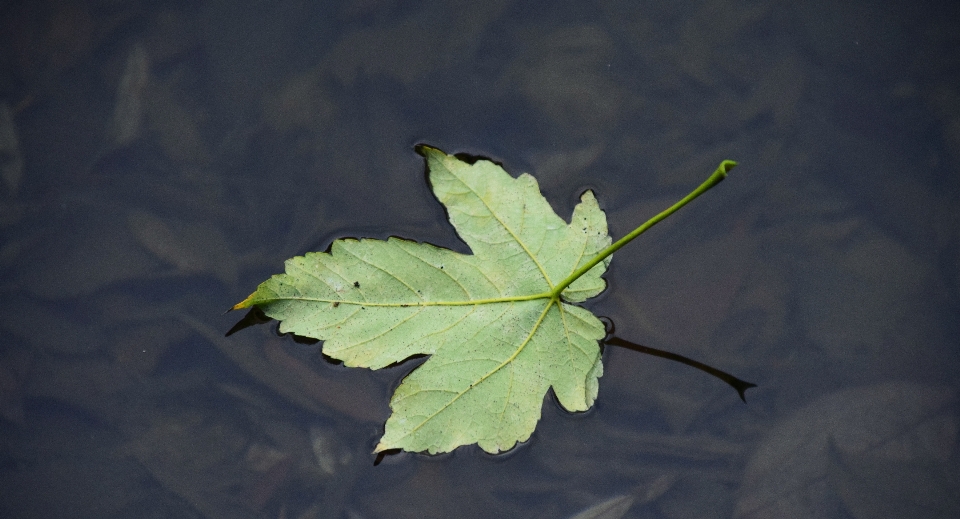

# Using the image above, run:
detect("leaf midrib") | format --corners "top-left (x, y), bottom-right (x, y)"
top-left (273, 293), bottom-right (555, 307)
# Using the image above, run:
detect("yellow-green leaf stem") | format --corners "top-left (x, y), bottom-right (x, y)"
top-left (553, 160), bottom-right (737, 298)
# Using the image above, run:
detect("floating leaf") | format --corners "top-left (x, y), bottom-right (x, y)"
top-left (234, 145), bottom-right (734, 454)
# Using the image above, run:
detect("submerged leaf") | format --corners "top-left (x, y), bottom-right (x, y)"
top-left (236, 146), bottom-right (611, 454)
top-left (566, 493), bottom-right (636, 519)
top-left (735, 381), bottom-right (957, 519)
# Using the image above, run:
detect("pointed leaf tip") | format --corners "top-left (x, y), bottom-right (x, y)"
top-left (231, 294), bottom-right (255, 311)
top-left (414, 143), bottom-right (441, 157)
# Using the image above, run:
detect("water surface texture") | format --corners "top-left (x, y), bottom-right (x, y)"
top-left (1, 0), bottom-right (958, 518)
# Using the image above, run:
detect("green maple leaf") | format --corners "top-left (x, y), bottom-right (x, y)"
top-left (233, 145), bottom-right (735, 454)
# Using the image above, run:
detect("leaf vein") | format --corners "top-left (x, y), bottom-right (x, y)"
top-left (339, 243), bottom-right (422, 300)
top-left (399, 300), bottom-right (554, 439)
top-left (450, 169), bottom-right (555, 288)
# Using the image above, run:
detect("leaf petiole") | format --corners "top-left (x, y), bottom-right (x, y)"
top-left (553, 160), bottom-right (737, 297)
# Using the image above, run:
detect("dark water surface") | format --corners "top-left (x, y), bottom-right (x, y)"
top-left (2, 0), bottom-right (959, 518)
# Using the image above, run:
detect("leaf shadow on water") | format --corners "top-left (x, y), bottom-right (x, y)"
top-left (605, 336), bottom-right (757, 402)
top-left (599, 316), bottom-right (757, 403)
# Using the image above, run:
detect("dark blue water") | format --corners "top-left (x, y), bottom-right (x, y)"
top-left (2, 1), bottom-right (958, 518)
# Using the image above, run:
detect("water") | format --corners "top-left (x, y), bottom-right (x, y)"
top-left (1, 0), bottom-right (958, 518)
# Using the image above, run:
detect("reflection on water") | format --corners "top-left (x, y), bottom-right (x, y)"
top-left (1, 0), bottom-right (958, 518)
